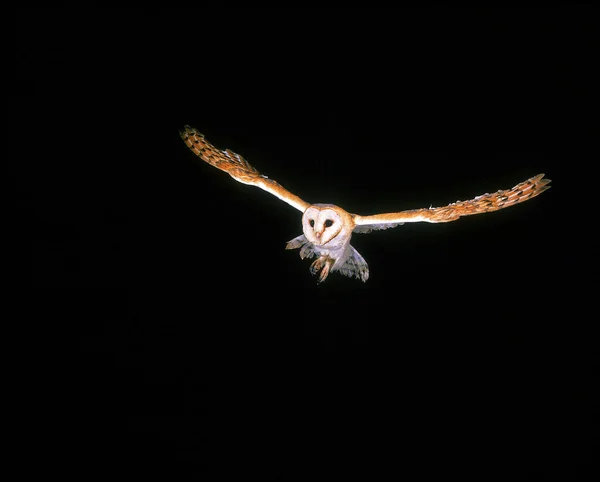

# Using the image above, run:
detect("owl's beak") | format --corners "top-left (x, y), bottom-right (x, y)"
top-left (314, 231), bottom-right (323, 241)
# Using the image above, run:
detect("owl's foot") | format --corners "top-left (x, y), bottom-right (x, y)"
top-left (310, 256), bottom-right (334, 283)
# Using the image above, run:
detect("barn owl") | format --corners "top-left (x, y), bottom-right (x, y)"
top-left (180, 126), bottom-right (550, 283)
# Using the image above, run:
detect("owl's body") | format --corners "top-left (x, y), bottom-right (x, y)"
top-left (286, 203), bottom-right (370, 282)
top-left (180, 126), bottom-right (551, 282)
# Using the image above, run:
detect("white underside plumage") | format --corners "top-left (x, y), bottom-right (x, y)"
top-left (286, 235), bottom-right (370, 282)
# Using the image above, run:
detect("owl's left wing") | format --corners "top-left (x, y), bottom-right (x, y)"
top-left (353, 174), bottom-right (551, 229)
top-left (180, 126), bottom-right (310, 213)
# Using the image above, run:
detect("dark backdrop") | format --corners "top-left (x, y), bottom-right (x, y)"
top-left (16, 7), bottom-right (597, 480)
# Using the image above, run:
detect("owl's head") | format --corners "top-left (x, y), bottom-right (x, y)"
top-left (301, 204), bottom-right (355, 247)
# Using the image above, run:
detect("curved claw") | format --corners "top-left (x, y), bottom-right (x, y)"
top-left (310, 256), bottom-right (333, 283)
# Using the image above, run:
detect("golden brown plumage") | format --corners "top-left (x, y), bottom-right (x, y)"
top-left (353, 173), bottom-right (551, 226)
top-left (180, 125), bottom-right (309, 212)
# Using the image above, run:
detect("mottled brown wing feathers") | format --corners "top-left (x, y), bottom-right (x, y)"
top-left (354, 174), bottom-right (551, 226)
top-left (180, 126), bottom-right (261, 184)
top-left (180, 126), bottom-right (310, 212)
top-left (428, 173), bottom-right (551, 221)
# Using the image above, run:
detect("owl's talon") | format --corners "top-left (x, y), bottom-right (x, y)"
top-left (317, 265), bottom-right (330, 283)
top-left (309, 258), bottom-right (323, 276)
top-left (310, 256), bottom-right (332, 283)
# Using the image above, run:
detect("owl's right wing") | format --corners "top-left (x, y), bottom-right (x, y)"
top-left (180, 126), bottom-right (310, 213)
top-left (353, 174), bottom-right (551, 229)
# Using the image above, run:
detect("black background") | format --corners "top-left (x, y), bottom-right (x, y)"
top-left (15, 7), bottom-right (598, 480)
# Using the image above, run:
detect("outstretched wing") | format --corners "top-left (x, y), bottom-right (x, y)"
top-left (180, 126), bottom-right (310, 213)
top-left (353, 174), bottom-right (551, 228)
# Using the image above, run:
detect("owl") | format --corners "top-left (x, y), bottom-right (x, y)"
top-left (180, 126), bottom-right (551, 283)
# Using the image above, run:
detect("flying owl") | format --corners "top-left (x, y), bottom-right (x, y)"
top-left (180, 126), bottom-right (550, 283)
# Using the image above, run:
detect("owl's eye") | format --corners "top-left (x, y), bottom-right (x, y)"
top-left (309, 219), bottom-right (315, 227)
top-left (324, 219), bottom-right (333, 228)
